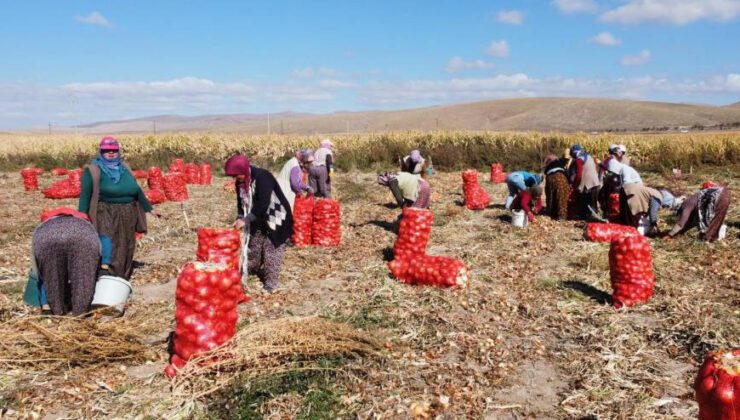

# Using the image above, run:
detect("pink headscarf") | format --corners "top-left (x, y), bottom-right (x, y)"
top-left (224, 154), bottom-right (251, 194)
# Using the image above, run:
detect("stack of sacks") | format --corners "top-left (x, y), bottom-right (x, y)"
top-left (291, 195), bottom-right (314, 246)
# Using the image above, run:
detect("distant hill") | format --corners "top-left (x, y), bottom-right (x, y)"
top-left (49, 98), bottom-right (740, 134)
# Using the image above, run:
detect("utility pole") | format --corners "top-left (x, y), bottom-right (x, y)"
top-left (280, 119), bottom-right (284, 135)
top-left (346, 120), bottom-right (349, 134)
top-left (48, 122), bottom-right (51, 135)
top-left (153, 120), bottom-right (157, 135)
top-left (435, 118), bottom-right (439, 130)
top-left (267, 113), bottom-right (271, 135)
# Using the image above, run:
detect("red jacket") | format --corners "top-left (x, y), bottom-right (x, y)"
top-left (511, 190), bottom-right (542, 221)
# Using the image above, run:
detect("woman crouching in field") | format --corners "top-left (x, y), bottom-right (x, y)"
top-left (377, 172), bottom-right (431, 209)
top-left (25, 208), bottom-right (112, 315)
top-left (665, 184), bottom-right (731, 242)
top-left (225, 154), bottom-right (293, 293)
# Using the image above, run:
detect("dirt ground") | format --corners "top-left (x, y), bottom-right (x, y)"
top-left (0, 168), bottom-right (737, 419)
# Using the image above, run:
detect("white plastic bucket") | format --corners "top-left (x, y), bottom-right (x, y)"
top-left (512, 210), bottom-right (528, 228)
top-left (91, 275), bottom-right (132, 307)
top-left (718, 224), bottom-right (727, 241)
top-left (637, 215), bottom-right (651, 236)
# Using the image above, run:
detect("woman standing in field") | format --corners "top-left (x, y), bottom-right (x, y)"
top-left (309, 138), bottom-right (334, 198)
top-left (276, 149), bottom-right (314, 211)
top-left (26, 208), bottom-right (107, 315)
top-left (225, 154), bottom-right (293, 292)
top-left (568, 145), bottom-right (601, 220)
top-left (377, 171), bottom-right (431, 209)
top-left (79, 137), bottom-right (158, 280)
top-left (543, 155), bottom-right (570, 220)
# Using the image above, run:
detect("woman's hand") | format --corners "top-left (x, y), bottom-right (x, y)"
top-left (233, 219), bottom-right (246, 230)
top-left (149, 211), bottom-right (162, 218)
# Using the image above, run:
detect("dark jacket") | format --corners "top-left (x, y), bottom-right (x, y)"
top-left (236, 166), bottom-right (294, 247)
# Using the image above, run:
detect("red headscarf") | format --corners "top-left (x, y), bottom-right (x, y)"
top-left (224, 154), bottom-right (251, 194)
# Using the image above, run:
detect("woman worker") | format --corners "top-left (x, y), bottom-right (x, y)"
top-left (309, 138), bottom-right (335, 198)
top-left (79, 136), bottom-right (159, 280)
top-left (277, 149), bottom-right (314, 210)
top-left (504, 170), bottom-right (541, 210)
top-left (665, 184), bottom-right (731, 242)
top-left (543, 155), bottom-right (570, 220)
top-left (400, 150), bottom-right (427, 176)
top-left (510, 184), bottom-right (543, 223)
top-left (568, 145), bottom-right (601, 220)
top-left (25, 208), bottom-right (112, 315)
top-left (225, 154), bottom-right (294, 293)
top-left (377, 172), bottom-right (431, 209)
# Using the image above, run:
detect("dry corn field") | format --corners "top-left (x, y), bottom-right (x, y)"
top-left (0, 132), bottom-right (738, 419)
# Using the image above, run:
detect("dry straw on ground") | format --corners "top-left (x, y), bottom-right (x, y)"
top-left (171, 316), bottom-right (383, 400)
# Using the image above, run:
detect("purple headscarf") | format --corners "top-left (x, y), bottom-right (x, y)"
top-left (224, 154), bottom-right (251, 195)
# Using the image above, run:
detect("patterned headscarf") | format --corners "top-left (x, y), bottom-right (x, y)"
top-left (224, 154), bottom-right (251, 195)
top-left (377, 172), bottom-right (398, 186)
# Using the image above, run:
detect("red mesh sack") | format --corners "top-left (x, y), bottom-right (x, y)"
top-left (20, 168), bottom-right (39, 191)
top-left (67, 169), bottom-right (83, 189)
top-left (584, 223), bottom-right (638, 242)
top-left (185, 163), bottom-right (201, 184)
top-left (462, 170), bottom-right (490, 210)
top-left (609, 235), bottom-right (654, 308)
top-left (147, 167), bottom-right (164, 190)
top-left (490, 163), bottom-right (506, 183)
top-left (132, 169), bottom-right (148, 180)
top-left (393, 207), bottom-right (433, 260)
top-left (169, 158), bottom-right (185, 173)
top-left (387, 254), bottom-right (468, 288)
top-left (42, 179), bottom-right (80, 199)
top-left (51, 168), bottom-right (68, 176)
top-left (32, 168), bottom-right (44, 176)
top-left (144, 188), bottom-right (166, 205)
top-left (166, 261), bottom-right (248, 376)
top-left (694, 349), bottom-right (740, 420)
top-left (199, 163), bottom-right (212, 185)
top-left (196, 227), bottom-right (241, 271)
top-left (291, 195), bottom-right (314, 247)
top-left (606, 192), bottom-right (621, 222)
top-left (163, 173), bottom-right (188, 202)
top-left (311, 199), bottom-right (341, 246)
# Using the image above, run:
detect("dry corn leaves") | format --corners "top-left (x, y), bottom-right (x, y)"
top-left (0, 170), bottom-right (737, 418)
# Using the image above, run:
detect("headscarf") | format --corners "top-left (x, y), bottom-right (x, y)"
top-left (320, 138), bottom-right (333, 150)
top-left (92, 139), bottom-right (124, 184)
top-left (570, 144), bottom-right (588, 161)
top-left (224, 154), bottom-right (251, 195)
top-left (410, 150), bottom-right (422, 163)
top-left (529, 184), bottom-right (543, 198)
top-left (532, 174), bottom-right (542, 185)
top-left (299, 149), bottom-right (314, 163)
top-left (543, 154), bottom-right (559, 167)
top-left (377, 172), bottom-right (398, 186)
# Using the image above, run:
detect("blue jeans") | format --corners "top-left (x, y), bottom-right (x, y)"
top-left (505, 173), bottom-right (527, 208)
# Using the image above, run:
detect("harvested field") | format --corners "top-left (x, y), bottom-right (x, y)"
top-left (0, 164), bottom-right (737, 418)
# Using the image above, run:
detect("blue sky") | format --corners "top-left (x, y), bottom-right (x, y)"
top-left (1, 0), bottom-right (739, 128)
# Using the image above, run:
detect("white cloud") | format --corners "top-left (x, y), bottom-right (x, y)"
top-left (75, 11), bottom-right (110, 27)
top-left (484, 40), bottom-right (509, 57)
top-left (590, 32), bottom-right (621, 46)
top-left (726, 74), bottom-right (740, 90)
top-left (290, 68), bottom-right (315, 79)
top-left (317, 68), bottom-right (338, 77)
top-left (552, 0), bottom-right (598, 13)
top-left (620, 50), bottom-right (651, 66)
top-left (316, 79), bottom-right (356, 89)
top-left (497, 10), bottom-right (524, 25)
top-left (601, 0), bottom-right (740, 25)
top-left (444, 57), bottom-right (495, 73)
